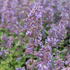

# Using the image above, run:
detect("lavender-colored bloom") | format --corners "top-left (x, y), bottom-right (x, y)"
top-left (0, 51), bottom-right (3, 56)
top-left (16, 67), bottom-right (25, 70)
top-left (0, 0), bottom-right (70, 70)
top-left (54, 59), bottom-right (64, 70)
top-left (6, 36), bottom-right (14, 48)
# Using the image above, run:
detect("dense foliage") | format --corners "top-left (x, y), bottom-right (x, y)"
top-left (0, 0), bottom-right (70, 70)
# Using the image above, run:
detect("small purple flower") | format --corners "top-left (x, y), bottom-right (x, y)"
top-left (16, 67), bottom-right (25, 70)
top-left (0, 51), bottom-right (3, 56)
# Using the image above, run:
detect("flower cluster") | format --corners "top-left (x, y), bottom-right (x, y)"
top-left (0, 0), bottom-right (70, 70)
